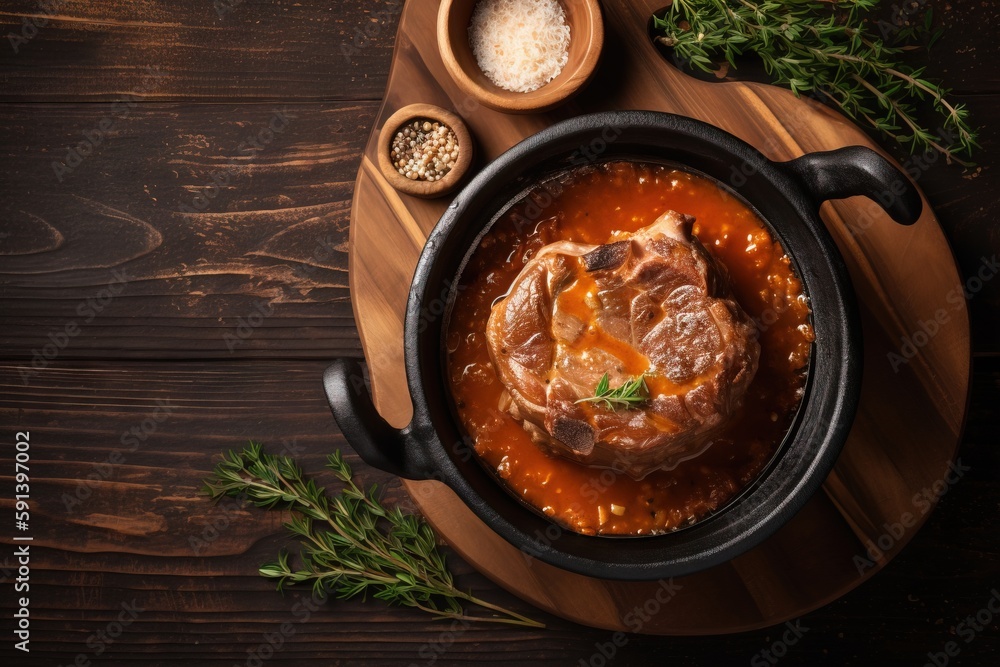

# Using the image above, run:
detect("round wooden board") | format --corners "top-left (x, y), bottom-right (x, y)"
top-left (348, 0), bottom-right (971, 634)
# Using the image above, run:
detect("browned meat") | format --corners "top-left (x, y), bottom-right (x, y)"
top-left (486, 210), bottom-right (760, 479)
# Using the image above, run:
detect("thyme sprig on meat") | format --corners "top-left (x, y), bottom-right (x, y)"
top-left (653, 0), bottom-right (977, 164)
top-left (576, 373), bottom-right (650, 410)
top-left (203, 442), bottom-right (544, 628)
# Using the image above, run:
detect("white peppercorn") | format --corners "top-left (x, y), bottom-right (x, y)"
top-left (390, 119), bottom-right (460, 182)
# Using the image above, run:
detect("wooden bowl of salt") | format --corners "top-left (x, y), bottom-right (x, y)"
top-left (437, 0), bottom-right (604, 114)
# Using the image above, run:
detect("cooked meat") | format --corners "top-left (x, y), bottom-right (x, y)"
top-left (486, 210), bottom-right (760, 479)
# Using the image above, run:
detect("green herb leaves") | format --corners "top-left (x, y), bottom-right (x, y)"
top-left (576, 373), bottom-right (650, 410)
top-left (652, 0), bottom-right (978, 164)
top-left (203, 442), bottom-right (543, 627)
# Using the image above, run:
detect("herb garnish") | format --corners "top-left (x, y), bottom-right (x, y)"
top-left (653, 0), bottom-right (977, 164)
top-left (203, 442), bottom-right (544, 627)
top-left (576, 373), bottom-right (650, 410)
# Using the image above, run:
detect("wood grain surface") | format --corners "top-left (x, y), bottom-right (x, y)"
top-left (0, 0), bottom-right (401, 102)
top-left (0, 0), bottom-right (997, 664)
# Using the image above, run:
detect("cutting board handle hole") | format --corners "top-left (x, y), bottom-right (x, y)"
top-left (647, 9), bottom-right (772, 86)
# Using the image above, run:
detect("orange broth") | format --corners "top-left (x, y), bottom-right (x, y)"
top-left (446, 161), bottom-right (813, 535)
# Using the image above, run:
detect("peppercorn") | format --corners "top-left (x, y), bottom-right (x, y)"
top-left (390, 119), bottom-right (460, 182)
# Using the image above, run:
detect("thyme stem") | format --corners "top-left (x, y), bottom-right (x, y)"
top-left (203, 442), bottom-right (545, 628)
top-left (653, 0), bottom-right (978, 163)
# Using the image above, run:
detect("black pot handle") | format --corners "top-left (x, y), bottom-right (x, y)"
top-left (781, 146), bottom-right (922, 225)
top-left (323, 358), bottom-right (434, 480)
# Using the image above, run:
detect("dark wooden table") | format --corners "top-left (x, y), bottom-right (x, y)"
top-left (0, 1), bottom-right (997, 665)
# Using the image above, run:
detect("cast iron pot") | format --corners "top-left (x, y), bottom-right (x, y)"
top-left (324, 111), bottom-right (922, 580)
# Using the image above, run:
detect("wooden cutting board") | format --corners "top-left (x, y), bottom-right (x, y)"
top-left (348, 0), bottom-right (970, 634)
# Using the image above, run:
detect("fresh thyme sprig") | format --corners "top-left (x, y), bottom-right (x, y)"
top-left (653, 0), bottom-right (978, 164)
top-left (576, 373), bottom-right (650, 411)
top-left (202, 442), bottom-right (544, 628)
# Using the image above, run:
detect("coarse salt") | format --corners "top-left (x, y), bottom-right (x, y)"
top-left (469, 0), bottom-right (571, 93)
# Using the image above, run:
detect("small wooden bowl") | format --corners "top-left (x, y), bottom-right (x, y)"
top-left (437, 0), bottom-right (604, 114)
top-left (377, 103), bottom-right (474, 199)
